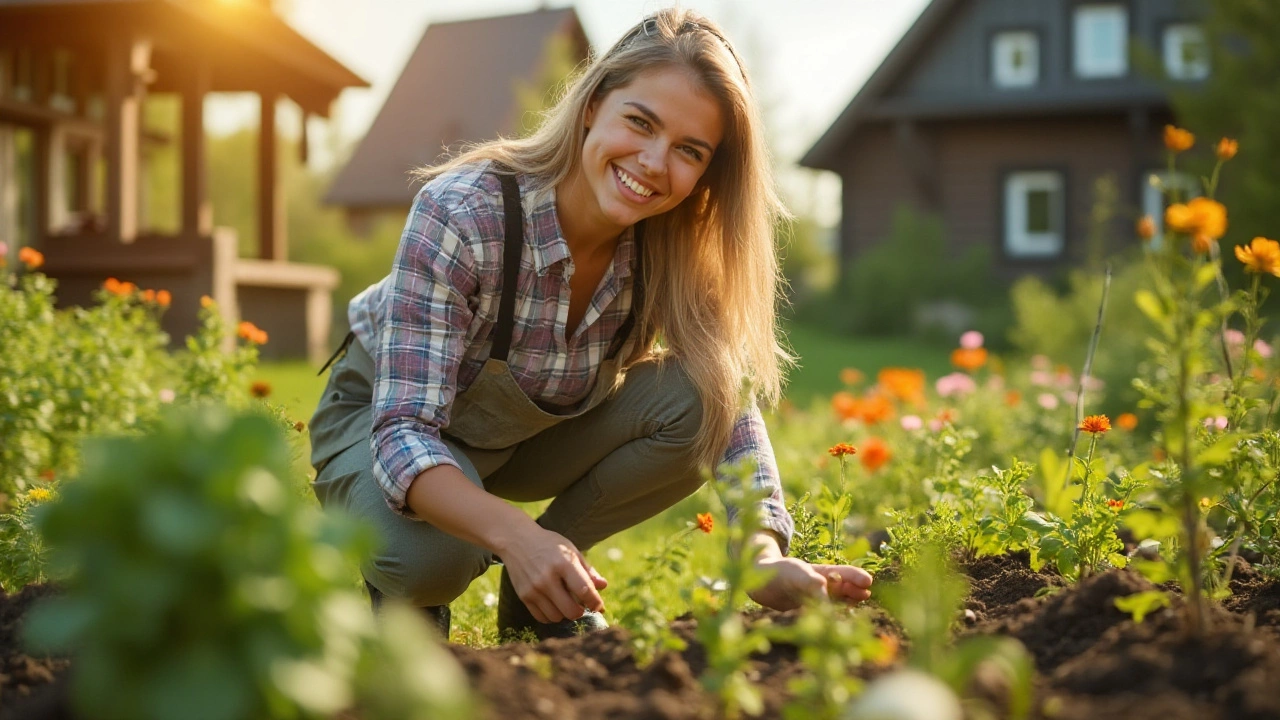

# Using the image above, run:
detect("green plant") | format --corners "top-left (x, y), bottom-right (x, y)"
top-left (774, 600), bottom-right (886, 720)
top-left (611, 515), bottom-right (710, 666)
top-left (24, 407), bottom-right (470, 720)
top-left (0, 485), bottom-right (57, 590)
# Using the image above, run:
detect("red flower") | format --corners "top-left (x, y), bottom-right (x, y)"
top-left (250, 381), bottom-right (272, 399)
top-left (828, 443), bottom-right (857, 458)
top-left (1106, 498), bottom-right (1124, 512)
top-left (1079, 415), bottom-right (1111, 434)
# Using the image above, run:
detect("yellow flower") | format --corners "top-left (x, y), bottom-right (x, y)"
top-left (1235, 237), bottom-right (1280, 277)
top-left (1136, 215), bottom-right (1156, 240)
top-left (1164, 125), bottom-right (1195, 153)
top-left (1079, 415), bottom-right (1112, 434)
top-left (25, 487), bottom-right (53, 504)
top-left (1166, 198), bottom-right (1228, 254)
top-left (1216, 137), bottom-right (1238, 161)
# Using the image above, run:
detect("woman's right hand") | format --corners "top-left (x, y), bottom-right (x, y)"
top-left (499, 526), bottom-right (608, 623)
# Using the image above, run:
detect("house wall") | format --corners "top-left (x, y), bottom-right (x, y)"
top-left (892, 0), bottom-right (1199, 105)
top-left (839, 112), bottom-right (1170, 279)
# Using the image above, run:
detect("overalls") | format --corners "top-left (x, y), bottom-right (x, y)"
top-left (308, 173), bottom-right (707, 607)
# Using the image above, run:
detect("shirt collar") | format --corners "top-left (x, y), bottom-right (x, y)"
top-left (523, 178), bottom-right (637, 279)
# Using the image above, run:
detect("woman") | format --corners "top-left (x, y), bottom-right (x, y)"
top-left (309, 8), bottom-right (872, 641)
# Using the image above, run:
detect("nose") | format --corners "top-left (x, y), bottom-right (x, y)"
top-left (637, 142), bottom-right (667, 177)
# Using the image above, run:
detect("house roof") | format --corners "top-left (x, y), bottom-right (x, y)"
top-left (325, 7), bottom-right (589, 211)
top-left (0, 0), bottom-right (368, 116)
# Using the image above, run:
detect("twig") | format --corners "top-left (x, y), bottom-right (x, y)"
top-left (1063, 264), bottom-right (1113, 487)
top-left (1208, 242), bottom-right (1236, 384)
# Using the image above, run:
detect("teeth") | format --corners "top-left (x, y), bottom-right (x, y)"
top-left (615, 166), bottom-right (653, 197)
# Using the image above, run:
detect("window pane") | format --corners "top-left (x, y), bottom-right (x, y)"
top-left (1074, 5), bottom-right (1128, 78)
top-left (1026, 190), bottom-right (1052, 233)
top-left (993, 31), bottom-right (1039, 88)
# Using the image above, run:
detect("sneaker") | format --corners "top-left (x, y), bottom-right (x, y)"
top-left (495, 566), bottom-right (608, 641)
top-left (365, 580), bottom-right (451, 640)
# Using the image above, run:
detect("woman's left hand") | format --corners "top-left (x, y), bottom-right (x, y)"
top-left (747, 556), bottom-right (873, 611)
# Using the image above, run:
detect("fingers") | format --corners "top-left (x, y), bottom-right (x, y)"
top-left (814, 564), bottom-right (874, 604)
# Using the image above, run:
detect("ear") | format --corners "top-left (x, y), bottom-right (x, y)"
top-left (584, 97), bottom-right (600, 130)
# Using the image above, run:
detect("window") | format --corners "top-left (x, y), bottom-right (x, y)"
top-left (1005, 171), bottom-right (1065, 258)
top-left (1142, 171), bottom-right (1200, 250)
top-left (992, 31), bottom-right (1039, 88)
top-left (1073, 4), bottom-right (1128, 78)
top-left (1163, 24), bottom-right (1209, 81)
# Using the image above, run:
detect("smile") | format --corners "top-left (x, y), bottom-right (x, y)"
top-left (613, 164), bottom-right (656, 198)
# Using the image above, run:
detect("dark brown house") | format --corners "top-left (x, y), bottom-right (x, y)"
top-left (326, 7), bottom-right (589, 228)
top-left (801, 0), bottom-right (1210, 279)
top-left (0, 0), bottom-right (366, 360)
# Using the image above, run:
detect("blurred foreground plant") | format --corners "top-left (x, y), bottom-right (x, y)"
top-left (24, 407), bottom-right (473, 720)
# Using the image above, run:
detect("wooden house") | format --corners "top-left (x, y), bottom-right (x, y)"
top-left (325, 7), bottom-right (589, 229)
top-left (801, 0), bottom-right (1210, 281)
top-left (0, 0), bottom-right (367, 361)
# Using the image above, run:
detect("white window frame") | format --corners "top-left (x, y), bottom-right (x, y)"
top-left (1163, 23), bottom-right (1209, 81)
top-left (992, 31), bottom-right (1040, 89)
top-left (1073, 4), bottom-right (1129, 78)
top-left (1005, 171), bottom-right (1065, 259)
top-left (1142, 171), bottom-right (1200, 250)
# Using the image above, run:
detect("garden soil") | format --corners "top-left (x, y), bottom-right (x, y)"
top-left (3, 556), bottom-right (1279, 720)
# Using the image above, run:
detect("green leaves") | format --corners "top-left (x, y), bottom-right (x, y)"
top-left (1114, 590), bottom-right (1172, 623)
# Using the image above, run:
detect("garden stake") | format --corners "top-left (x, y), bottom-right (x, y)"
top-left (1062, 263), bottom-right (1112, 491)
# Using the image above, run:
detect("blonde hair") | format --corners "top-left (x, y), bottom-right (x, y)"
top-left (418, 8), bottom-right (792, 470)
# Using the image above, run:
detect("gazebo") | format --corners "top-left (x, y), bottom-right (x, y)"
top-left (0, 0), bottom-right (367, 361)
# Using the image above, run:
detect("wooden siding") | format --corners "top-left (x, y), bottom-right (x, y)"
top-left (840, 113), bottom-right (1171, 278)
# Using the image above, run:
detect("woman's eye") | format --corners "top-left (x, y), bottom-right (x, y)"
top-left (628, 115), bottom-right (652, 132)
top-left (681, 146), bottom-right (704, 162)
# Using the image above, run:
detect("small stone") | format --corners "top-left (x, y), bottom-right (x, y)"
top-left (963, 609), bottom-right (977, 624)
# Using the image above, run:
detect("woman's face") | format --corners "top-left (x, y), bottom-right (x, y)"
top-left (578, 66), bottom-right (725, 234)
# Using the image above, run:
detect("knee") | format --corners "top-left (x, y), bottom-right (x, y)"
top-left (366, 539), bottom-right (490, 607)
top-left (626, 360), bottom-right (704, 444)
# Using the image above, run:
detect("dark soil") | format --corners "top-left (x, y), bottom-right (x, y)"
top-left (4, 556), bottom-right (1280, 720)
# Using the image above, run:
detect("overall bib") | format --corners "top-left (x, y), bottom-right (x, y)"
top-left (308, 173), bottom-right (707, 608)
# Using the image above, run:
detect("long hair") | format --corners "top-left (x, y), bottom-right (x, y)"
top-left (418, 8), bottom-right (792, 471)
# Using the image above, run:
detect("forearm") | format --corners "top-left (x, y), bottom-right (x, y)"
top-left (404, 463), bottom-right (536, 556)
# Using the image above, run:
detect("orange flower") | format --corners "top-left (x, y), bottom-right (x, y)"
top-left (200, 295), bottom-right (215, 309)
top-left (293, 421), bottom-right (306, 433)
top-left (875, 634), bottom-right (900, 666)
top-left (38, 469), bottom-right (55, 482)
top-left (856, 393), bottom-right (895, 425)
top-left (859, 437), bottom-right (892, 472)
top-left (1165, 198), bottom-right (1227, 251)
top-left (828, 443), bottom-right (857, 458)
top-left (877, 367), bottom-right (925, 404)
top-left (839, 367), bottom-right (864, 386)
top-left (1216, 137), bottom-right (1238, 161)
top-left (238, 321), bottom-right (268, 345)
top-left (120, 281), bottom-right (138, 295)
top-left (18, 247), bottom-right (44, 269)
top-left (936, 408), bottom-right (956, 424)
top-left (1079, 414), bottom-right (1111, 434)
top-left (142, 289), bottom-right (156, 303)
top-left (696, 512), bottom-right (714, 534)
top-left (250, 380), bottom-right (271, 398)
top-left (950, 347), bottom-right (988, 372)
top-left (103, 277), bottom-right (123, 295)
top-left (1106, 498), bottom-right (1124, 512)
top-left (156, 289), bottom-right (171, 307)
top-left (1235, 237), bottom-right (1280, 277)
top-left (1004, 390), bottom-right (1022, 407)
top-left (1163, 125), bottom-right (1195, 153)
top-left (1116, 412), bottom-right (1139, 431)
top-left (831, 391), bottom-right (859, 421)
top-left (1136, 215), bottom-right (1156, 240)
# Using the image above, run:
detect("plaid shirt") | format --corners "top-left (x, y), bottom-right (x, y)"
top-left (348, 161), bottom-right (793, 552)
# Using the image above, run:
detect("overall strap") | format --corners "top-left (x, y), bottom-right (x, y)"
top-left (607, 221), bottom-right (645, 360)
top-left (490, 171), bottom-right (524, 363)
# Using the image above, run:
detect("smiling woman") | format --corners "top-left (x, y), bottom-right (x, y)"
top-left (307, 8), bottom-right (873, 644)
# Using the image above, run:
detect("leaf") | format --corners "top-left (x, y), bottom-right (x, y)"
top-left (1131, 557), bottom-right (1174, 584)
top-left (1134, 290), bottom-right (1166, 324)
top-left (1124, 509), bottom-right (1181, 541)
top-left (1114, 590), bottom-right (1171, 623)
top-left (1194, 434), bottom-right (1240, 468)
top-left (1193, 262), bottom-right (1219, 291)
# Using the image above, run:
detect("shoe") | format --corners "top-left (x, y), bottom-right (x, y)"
top-left (365, 580), bottom-right (451, 640)
top-left (496, 566), bottom-right (608, 641)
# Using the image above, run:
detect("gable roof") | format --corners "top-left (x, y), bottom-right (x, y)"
top-left (800, 0), bottom-right (963, 171)
top-left (0, 0), bottom-right (367, 115)
top-left (325, 7), bottom-right (589, 211)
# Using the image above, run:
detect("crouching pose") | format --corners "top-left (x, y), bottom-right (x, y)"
top-left (309, 8), bottom-right (872, 640)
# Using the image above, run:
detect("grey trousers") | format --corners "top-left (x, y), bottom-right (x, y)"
top-left (310, 354), bottom-right (707, 607)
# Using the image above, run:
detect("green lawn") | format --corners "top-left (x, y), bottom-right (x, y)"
top-left (252, 360), bottom-right (328, 426)
top-left (781, 322), bottom-right (953, 407)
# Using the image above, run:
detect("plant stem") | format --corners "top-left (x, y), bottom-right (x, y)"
top-left (1063, 264), bottom-right (1112, 490)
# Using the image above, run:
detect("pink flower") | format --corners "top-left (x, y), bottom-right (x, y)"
top-left (935, 372), bottom-right (977, 398)
top-left (1037, 393), bottom-right (1060, 410)
top-left (1062, 391), bottom-right (1078, 406)
top-left (0, 241), bottom-right (7, 257)
top-left (1082, 376), bottom-right (1106, 392)
top-left (927, 418), bottom-right (944, 432)
top-left (1029, 370), bottom-right (1052, 387)
top-left (985, 375), bottom-right (1006, 391)
top-left (1225, 329), bottom-right (1246, 346)
top-left (900, 414), bottom-right (923, 431)
top-left (960, 331), bottom-right (984, 350)
top-left (1255, 339), bottom-right (1273, 359)
top-left (1203, 416), bottom-right (1228, 431)
top-left (158, 388), bottom-right (176, 403)
top-left (1031, 354), bottom-right (1051, 370)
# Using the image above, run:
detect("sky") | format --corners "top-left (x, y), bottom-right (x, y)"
top-left (208, 0), bottom-right (931, 223)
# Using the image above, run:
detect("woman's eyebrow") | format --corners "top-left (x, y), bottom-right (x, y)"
top-left (624, 101), bottom-right (715, 153)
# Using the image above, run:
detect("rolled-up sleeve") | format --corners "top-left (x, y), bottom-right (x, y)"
top-left (718, 405), bottom-right (794, 555)
top-left (370, 191), bottom-right (478, 517)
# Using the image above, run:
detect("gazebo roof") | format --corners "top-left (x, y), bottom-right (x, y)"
top-left (0, 0), bottom-right (368, 116)
top-left (325, 7), bottom-right (588, 211)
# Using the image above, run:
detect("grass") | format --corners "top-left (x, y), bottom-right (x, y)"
top-left (781, 322), bottom-right (953, 407)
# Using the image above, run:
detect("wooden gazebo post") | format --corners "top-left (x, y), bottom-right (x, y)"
top-left (104, 37), bottom-right (148, 243)
top-left (181, 57), bottom-right (211, 241)
top-left (257, 91), bottom-right (286, 261)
